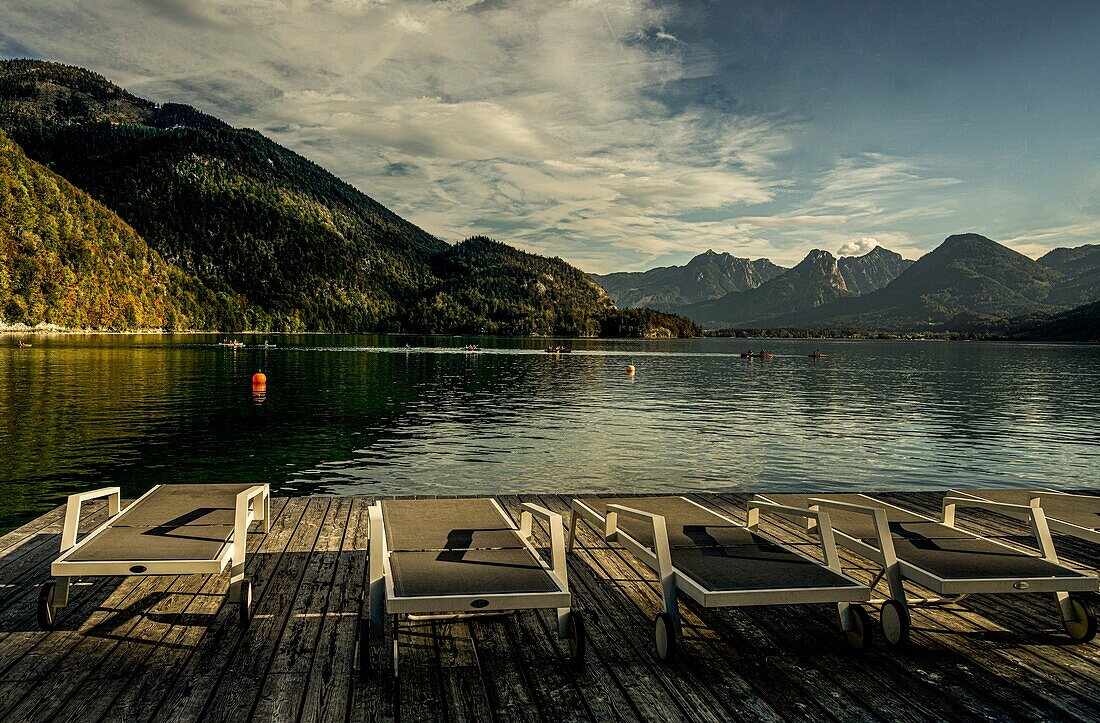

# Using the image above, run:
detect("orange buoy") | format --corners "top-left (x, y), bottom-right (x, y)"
top-left (626, 365), bottom-right (635, 375)
top-left (252, 371), bottom-right (267, 385)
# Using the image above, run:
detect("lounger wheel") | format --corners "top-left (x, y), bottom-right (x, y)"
top-left (654, 612), bottom-right (677, 662)
top-left (880, 600), bottom-right (910, 646)
top-left (37, 581), bottom-right (58, 631)
top-left (1062, 594), bottom-right (1097, 643)
top-left (238, 578), bottom-right (253, 626)
top-left (565, 611), bottom-right (586, 666)
top-left (844, 605), bottom-right (873, 651)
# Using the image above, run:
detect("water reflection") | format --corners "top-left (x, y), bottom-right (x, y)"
top-left (1, 334), bottom-right (1098, 531)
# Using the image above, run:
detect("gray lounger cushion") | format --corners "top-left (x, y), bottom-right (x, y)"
top-left (584, 497), bottom-right (757, 548)
top-left (964, 489), bottom-right (1100, 531)
top-left (671, 544), bottom-right (865, 591)
top-left (381, 498), bottom-right (560, 598)
top-left (389, 549), bottom-right (560, 597)
top-left (587, 497), bottom-right (861, 592)
top-left (66, 484), bottom-right (260, 563)
top-left (67, 524), bottom-right (235, 561)
top-left (381, 499), bottom-right (522, 551)
top-left (114, 484), bottom-right (260, 528)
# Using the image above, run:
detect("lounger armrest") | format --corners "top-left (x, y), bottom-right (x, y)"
top-left (519, 503), bottom-right (568, 590)
top-left (229, 485), bottom-right (269, 598)
top-left (807, 497), bottom-right (901, 568)
top-left (234, 485), bottom-right (269, 540)
top-left (747, 501), bottom-right (844, 573)
top-left (941, 494), bottom-right (1061, 563)
top-left (519, 502), bottom-right (558, 539)
top-left (747, 500), bottom-right (825, 523)
top-left (367, 504), bottom-right (386, 628)
top-left (60, 487), bottom-right (122, 553)
top-left (606, 502), bottom-right (675, 562)
top-left (806, 497), bottom-right (883, 516)
top-left (605, 504), bottom-right (677, 612)
top-left (605, 504), bottom-right (668, 544)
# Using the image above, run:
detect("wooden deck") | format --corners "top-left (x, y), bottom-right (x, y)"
top-left (1, 491), bottom-right (1099, 722)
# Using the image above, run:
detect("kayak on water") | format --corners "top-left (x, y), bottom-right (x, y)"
top-left (809, 353), bottom-right (831, 359)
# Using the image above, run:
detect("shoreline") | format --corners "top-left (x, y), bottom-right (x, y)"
top-left (3, 323), bottom-right (1094, 344)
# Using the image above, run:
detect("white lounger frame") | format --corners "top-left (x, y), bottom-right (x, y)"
top-left (365, 499), bottom-right (574, 675)
top-left (755, 493), bottom-right (1097, 630)
top-left (47, 484), bottom-right (270, 612)
top-left (567, 497), bottom-right (871, 642)
top-left (949, 488), bottom-right (1100, 545)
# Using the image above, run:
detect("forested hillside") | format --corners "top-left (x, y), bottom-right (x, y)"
top-left (0, 59), bottom-right (443, 332)
top-left (0, 129), bottom-right (256, 330)
top-left (413, 236), bottom-right (613, 336)
top-left (0, 60), bottom-right (699, 338)
top-left (0, 59), bottom-right (699, 334)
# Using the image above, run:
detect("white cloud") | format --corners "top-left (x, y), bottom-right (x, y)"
top-left (807, 153), bottom-right (960, 217)
top-left (2, 0), bottom-right (798, 272)
top-left (837, 237), bottom-right (880, 257)
top-left (1002, 220), bottom-right (1100, 258)
top-left (1, 1), bottom-right (995, 272)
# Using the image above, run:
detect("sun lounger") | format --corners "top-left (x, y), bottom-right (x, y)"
top-left (39, 483), bottom-right (270, 629)
top-left (757, 493), bottom-right (1099, 645)
top-left (948, 488), bottom-right (1100, 545)
top-left (567, 496), bottom-right (872, 660)
top-left (361, 498), bottom-right (585, 677)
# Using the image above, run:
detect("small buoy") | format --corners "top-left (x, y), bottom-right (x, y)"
top-left (626, 365), bottom-right (635, 375)
top-left (252, 371), bottom-right (267, 385)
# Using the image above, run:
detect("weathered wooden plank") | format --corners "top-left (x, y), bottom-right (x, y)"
top-left (0, 574), bottom-right (180, 722)
top-left (191, 496), bottom-right (333, 722)
top-left (542, 494), bottom-right (780, 723)
top-left (147, 497), bottom-right (311, 723)
top-left (432, 619), bottom-right (497, 723)
top-left (466, 613), bottom-right (543, 723)
top-left (250, 497), bottom-right (353, 721)
top-left (0, 492), bottom-right (1097, 723)
top-left (394, 617), bottom-right (447, 721)
top-left (346, 616), bottom-right (398, 723)
top-left (299, 496), bottom-right (372, 723)
top-left (55, 498), bottom-right (290, 723)
top-left (0, 504), bottom-right (66, 556)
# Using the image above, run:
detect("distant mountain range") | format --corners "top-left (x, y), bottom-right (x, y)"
top-left (0, 59), bottom-right (698, 337)
top-left (592, 251), bottom-right (785, 310)
top-left (592, 235), bottom-right (1100, 336)
top-left (681, 245), bottom-right (913, 327)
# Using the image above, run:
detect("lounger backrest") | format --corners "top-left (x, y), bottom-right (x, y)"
top-left (760, 493), bottom-right (928, 542)
top-left (112, 484), bottom-right (259, 527)
top-left (965, 489), bottom-right (1100, 532)
top-left (584, 497), bottom-right (757, 548)
top-left (380, 499), bottom-right (524, 551)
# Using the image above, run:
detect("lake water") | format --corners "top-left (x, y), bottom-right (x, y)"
top-left (2, 334), bottom-right (1098, 532)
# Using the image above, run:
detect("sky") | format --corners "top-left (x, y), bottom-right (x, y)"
top-left (3, 1), bottom-right (1099, 273)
